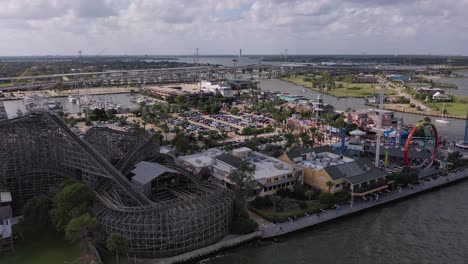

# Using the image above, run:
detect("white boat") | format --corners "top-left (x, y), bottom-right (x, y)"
top-left (68, 95), bottom-right (79, 103)
top-left (136, 97), bottom-right (147, 104)
top-left (435, 103), bottom-right (450, 124)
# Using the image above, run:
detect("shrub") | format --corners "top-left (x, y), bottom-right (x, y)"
top-left (249, 205), bottom-right (321, 223)
top-left (250, 196), bottom-right (272, 209)
top-left (319, 192), bottom-right (334, 205)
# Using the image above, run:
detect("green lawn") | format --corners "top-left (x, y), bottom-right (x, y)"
top-left (282, 75), bottom-right (315, 88)
top-left (1, 230), bottom-right (83, 264)
top-left (432, 101), bottom-right (468, 117)
top-left (329, 82), bottom-right (395, 97)
top-left (282, 75), bottom-right (395, 98)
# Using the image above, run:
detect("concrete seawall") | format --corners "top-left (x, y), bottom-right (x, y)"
top-left (150, 232), bottom-right (262, 264)
top-left (141, 169), bottom-right (468, 263)
top-left (260, 169), bottom-right (468, 238)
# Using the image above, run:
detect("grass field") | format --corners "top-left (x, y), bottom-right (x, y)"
top-left (432, 101), bottom-right (468, 117)
top-left (282, 76), bottom-right (395, 98)
top-left (1, 229), bottom-right (83, 264)
top-left (329, 82), bottom-right (395, 97)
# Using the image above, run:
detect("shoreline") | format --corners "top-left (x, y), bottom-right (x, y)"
top-left (382, 104), bottom-right (467, 120)
top-left (0, 87), bottom-right (136, 101)
top-left (142, 169), bottom-right (468, 264)
top-left (278, 79), bottom-right (467, 120)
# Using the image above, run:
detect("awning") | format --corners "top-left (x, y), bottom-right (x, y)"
top-left (383, 129), bottom-right (395, 137)
top-left (350, 129), bottom-right (366, 136)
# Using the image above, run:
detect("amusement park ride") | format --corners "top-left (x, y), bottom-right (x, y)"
top-left (403, 121), bottom-right (440, 170)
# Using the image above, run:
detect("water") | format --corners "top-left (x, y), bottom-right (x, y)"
top-left (259, 79), bottom-right (467, 141)
top-left (431, 77), bottom-right (468, 96)
top-left (207, 180), bottom-right (468, 264)
top-left (2, 93), bottom-right (139, 118)
top-left (2, 79), bottom-right (466, 141)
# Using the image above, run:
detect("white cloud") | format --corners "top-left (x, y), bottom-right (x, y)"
top-left (0, 0), bottom-right (466, 55)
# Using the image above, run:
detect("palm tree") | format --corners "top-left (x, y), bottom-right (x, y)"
top-left (326, 181), bottom-right (334, 193)
top-left (106, 234), bottom-right (129, 264)
top-left (305, 190), bottom-right (315, 201)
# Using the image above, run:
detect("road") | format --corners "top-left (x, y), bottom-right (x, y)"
top-left (380, 78), bottom-right (428, 110)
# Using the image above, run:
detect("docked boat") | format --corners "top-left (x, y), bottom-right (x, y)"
top-left (46, 100), bottom-right (63, 110)
top-left (68, 95), bottom-right (79, 103)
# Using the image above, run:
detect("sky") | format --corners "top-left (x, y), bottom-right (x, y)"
top-left (0, 0), bottom-right (467, 56)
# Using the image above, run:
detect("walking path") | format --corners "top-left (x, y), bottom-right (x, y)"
top-left (150, 232), bottom-right (261, 264)
top-left (260, 169), bottom-right (468, 238)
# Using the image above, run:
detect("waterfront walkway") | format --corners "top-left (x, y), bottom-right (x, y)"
top-left (260, 169), bottom-right (468, 238)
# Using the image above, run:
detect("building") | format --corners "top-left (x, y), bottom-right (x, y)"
top-left (279, 146), bottom-right (389, 199)
top-left (144, 84), bottom-right (213, 103)
top-left (0, 191), bottom-right (13, 254)
top-left (178, 148), bottom-right (224, 177)
top-left (432, 92), bottom-right (452, 102)
top-left (201, 80), bottom-right (234, 98)
top-left (179, 147), bottom-right (304, 196)
top-left (355, 73), bottom-right (378, 83)
top-left (346, 109), bottom-right (395, 128)
top-left (291, 94), bottom-right (335, 117)
top-left (386, 74), bottom-right (411, 82)
top-left (131, 161), bottom-right (181, 197)
top-left (417, 87), bottom-right (445, 94)
top-left (211, 147), bottom-right (303, 196)
top-left (227, 79), bottom-right (249, 90)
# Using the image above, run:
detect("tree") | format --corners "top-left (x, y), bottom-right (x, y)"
top-left (106, 234), bottom-right (130, 264)
top-left (65, 213), bottom-right (100, 244)
top-left (50, 182), bottom-right (94, 232)
top-left (230, 107), bottom-right (240, 115)
top-left (326, 181), bottom-right (334, 193)
top-left (172, 133), bottom-right (191, 154)
top-left (269, 195), bottom-right (281, 212)
top-left (229, 161), bottom-right (255, 215)
top-left (22, 196), bottom-right (52, 231)
top-left (305, 190), bottom-right (315, 201)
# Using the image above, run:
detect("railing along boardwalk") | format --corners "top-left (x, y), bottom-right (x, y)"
top-left (149, 232), bottom-right (262, 264)
top-left (260, 169), bottom-right (468, 238)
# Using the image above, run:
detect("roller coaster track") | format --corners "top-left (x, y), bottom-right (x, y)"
top-left (48, 113), bottom-right (151, 205)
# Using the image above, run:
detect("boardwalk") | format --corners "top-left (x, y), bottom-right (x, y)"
top-left (150, 232), bottom-right (261, 264)
top-left (260, 169), bottom-right (468, 238)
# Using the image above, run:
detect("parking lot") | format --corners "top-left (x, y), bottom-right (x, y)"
top-left (187, 114), bottom-right (240, 132)
top-left (206, 113), bottom-right (273, 129)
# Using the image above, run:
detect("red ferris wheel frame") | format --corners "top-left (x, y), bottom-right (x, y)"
top-left (403, 121), bottom-right (439, 170)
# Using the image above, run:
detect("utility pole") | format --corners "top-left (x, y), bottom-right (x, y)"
top-left (375, 81), bottom-right (385, 167)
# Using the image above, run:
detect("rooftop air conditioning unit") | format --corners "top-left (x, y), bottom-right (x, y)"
top-left (196, 159), bottom-right (202, 164)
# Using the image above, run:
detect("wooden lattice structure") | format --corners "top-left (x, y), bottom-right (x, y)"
top-left (0, 112), bottom-right (233, 258)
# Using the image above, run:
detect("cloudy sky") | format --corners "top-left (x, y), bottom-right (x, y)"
top-left (1, 0), bottom-right (467, 56)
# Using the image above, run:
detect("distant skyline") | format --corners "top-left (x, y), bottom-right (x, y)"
top-left (1, 0), bottom-right (467, 56)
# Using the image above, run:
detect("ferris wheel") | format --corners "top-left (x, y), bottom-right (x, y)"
top-left (403, 121), bottom-right (440, 170)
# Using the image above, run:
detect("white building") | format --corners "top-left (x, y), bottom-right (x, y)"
top-left (178, 148), bottom-right (224, 177)
top-left (432, 92), bottom-right (452, 102)
top-left (201, 80), bottom-right (234, 98)
top-left (211, 147), bottom-right (303, 196)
